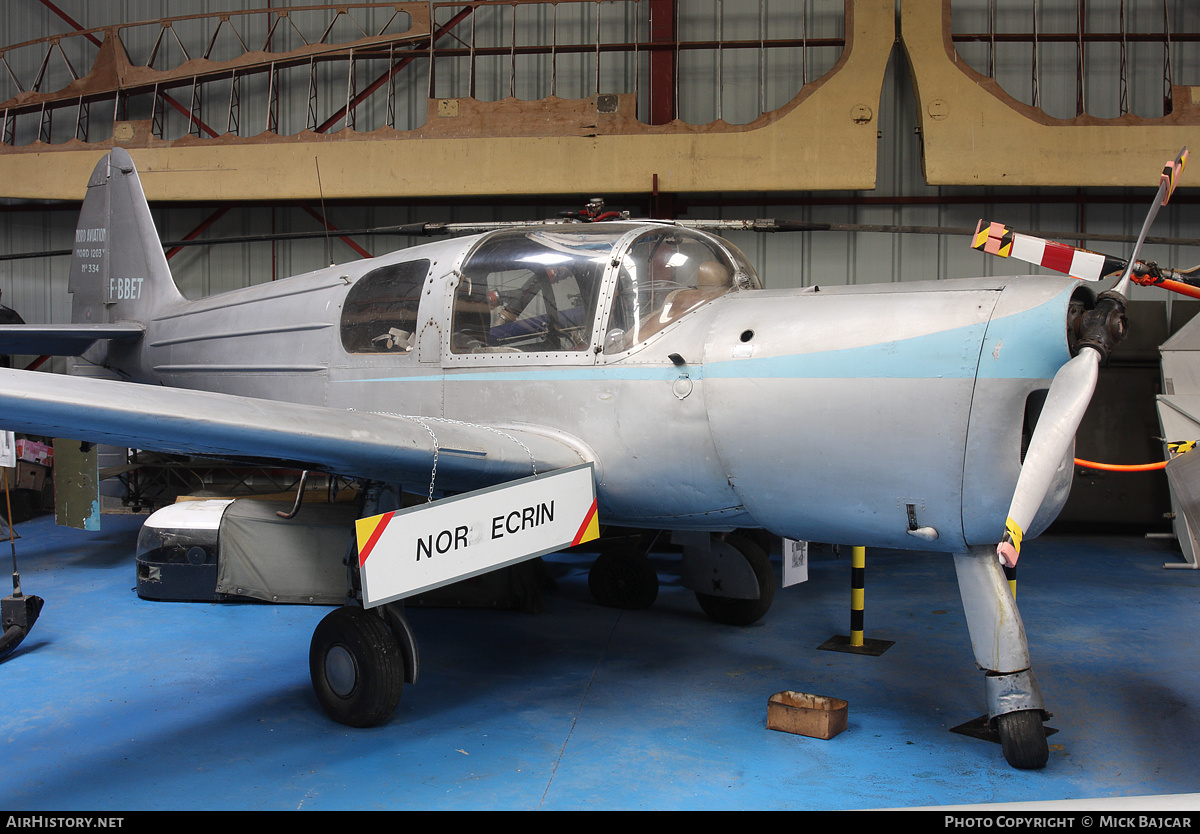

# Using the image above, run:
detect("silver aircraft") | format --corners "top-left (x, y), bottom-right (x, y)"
top-left (0, 148), bottom-right (1167, 769)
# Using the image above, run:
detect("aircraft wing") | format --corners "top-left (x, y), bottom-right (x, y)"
top-left (0, 367), bottom-right (592, 490)
top-left (0, 324), bottom-right (145, 356)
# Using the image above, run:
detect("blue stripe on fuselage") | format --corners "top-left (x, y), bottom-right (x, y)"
top-left (704, 322), bottom-right (988, 380)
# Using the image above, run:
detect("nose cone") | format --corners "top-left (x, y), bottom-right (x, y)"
top-left (701, 277), bottom-right (1080, 552)
top-left (961, 280), bottom-right (1082, 547)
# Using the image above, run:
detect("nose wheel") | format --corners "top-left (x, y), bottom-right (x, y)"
top-left (309, 606), bottom-right (405, 728)
top-left (995, 709), bottom-right (1050, 770)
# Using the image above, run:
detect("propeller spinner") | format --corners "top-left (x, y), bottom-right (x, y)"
top-left (976, 148), bottom-right (1188, 567)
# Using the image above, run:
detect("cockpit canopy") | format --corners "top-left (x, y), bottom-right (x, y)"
top-left (603, 227), bottom-right (758, 354)
top-left (452, 227), bottom-right (618, 354)
top-left (450, 224), bottom-right (759, 357)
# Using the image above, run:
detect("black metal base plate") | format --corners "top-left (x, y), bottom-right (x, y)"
top-left (949, 714), bottom-right (1058, 744)
top-left (817, 634), bottom-right (895, 656)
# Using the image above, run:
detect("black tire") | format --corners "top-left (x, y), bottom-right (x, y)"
top-left (695, 534), bottom-right (775, 626)
top-left (588, 548), bottom-right (659, 609)
top-left (309, 606), bottom-right (404, 728)
top-left (995, 709), bottom-right (1049, 770)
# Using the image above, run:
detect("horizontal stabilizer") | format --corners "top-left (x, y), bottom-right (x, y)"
top-left (0, 323), bottom-right (144, 356)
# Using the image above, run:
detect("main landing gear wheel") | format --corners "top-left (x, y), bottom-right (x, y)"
top-left (995, 709), bottom-right (1050, 770)
top-left (310, 606), bottom-right (404, 728)
top-left (588, 548), bottom-right (659, 610)
top-left (695, 534), bottom-right (774, 626)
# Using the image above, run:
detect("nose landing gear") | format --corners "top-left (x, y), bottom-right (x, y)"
top-left (954, 547), bottom-right (1050, 770)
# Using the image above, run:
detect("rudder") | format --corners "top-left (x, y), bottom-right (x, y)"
top-left (70, 148), bottom-right (182, 326)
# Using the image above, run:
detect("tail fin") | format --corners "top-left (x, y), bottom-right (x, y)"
top-left (70, 148), bottom-right (183, 326)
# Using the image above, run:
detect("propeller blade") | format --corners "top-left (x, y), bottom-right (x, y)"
top-left (1113, 147), bottom-right (1188, 296)
top-left (971, 218), bottom-right (1200, 299)
top-left (971, 221), bottom-right (1126, 282)
top-left (985, 149), bottom-right (1186, 567)
top-left (974, 148), bottom-right (1188, 294)
top-left (997, 346), bottom-right (1102, 568)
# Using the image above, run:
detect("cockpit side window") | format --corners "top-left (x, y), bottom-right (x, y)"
top-left (340, 259), bottom-right (429, 353)
top-left (603, 231), bottom-right (740, 354)
top-left (451, 229), bottom-right (612, 354)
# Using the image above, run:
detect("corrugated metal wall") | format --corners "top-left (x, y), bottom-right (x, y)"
top-left (1, 0), bottom-right (1199, 343)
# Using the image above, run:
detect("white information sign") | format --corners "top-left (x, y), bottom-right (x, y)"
top-left (782, 538), bottom-right (809, 587)
top-left (357, 463), bottom-right (599, 607)
top-left (0, 432), bottom-right (14, 469)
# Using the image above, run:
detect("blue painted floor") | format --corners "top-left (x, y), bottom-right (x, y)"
top-left (1, 513), bottom-right (1199, 810)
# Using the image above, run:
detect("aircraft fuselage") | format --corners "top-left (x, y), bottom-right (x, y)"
top-left (108, 223), bottom-right (1082, 552)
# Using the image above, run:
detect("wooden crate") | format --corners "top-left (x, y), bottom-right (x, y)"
top-left (767, 691), bottom-right (848, 740)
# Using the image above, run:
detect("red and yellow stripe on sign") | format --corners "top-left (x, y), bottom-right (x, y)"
top-left (572, 498), bottom-right (599, 547)
top-left (356, 510), bottom-right (395, 567)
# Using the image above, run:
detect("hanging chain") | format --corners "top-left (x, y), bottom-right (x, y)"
top-left (425, 416), bottom-right (538, 478)
top-left (406, 417), bottom-right (439, 503)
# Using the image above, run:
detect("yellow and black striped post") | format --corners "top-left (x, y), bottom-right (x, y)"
top-left (819, 545), bottom-right (893, 656)
top-left (849, 545), bottom-right (866, 648)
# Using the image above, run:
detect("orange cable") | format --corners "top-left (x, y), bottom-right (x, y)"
top-left (1074, 458), bottom-right (1167, 472)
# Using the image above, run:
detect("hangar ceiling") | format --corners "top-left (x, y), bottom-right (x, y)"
top-left (905, 1), bottom-right (1200, 187)
top-left (0, 0), bottom-right (1196, 201)
top-left (0, 0), bottom-right (886, 200)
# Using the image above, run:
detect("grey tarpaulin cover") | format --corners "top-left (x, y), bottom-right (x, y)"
top-left (214, 499), bottom-right (360, 604)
